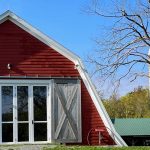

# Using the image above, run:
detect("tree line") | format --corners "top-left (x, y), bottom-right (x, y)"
top-left (102, 86), bottom-right (150, 118)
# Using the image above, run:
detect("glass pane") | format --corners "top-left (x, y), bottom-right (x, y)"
top-left (18, 123), bottom-right (29, 142)
top-left (33, 86), bottom-right (47, 121)
top-left (2, 86), bottom-right (13, 122)
top-left (17, 86), bottom-right (28, 121)
top-left (34, 123), bottom-right (47, 141)
top-left (2, 123), bottom-right (13, 142)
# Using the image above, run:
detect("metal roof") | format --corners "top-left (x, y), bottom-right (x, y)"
top-left (112, 118), bottom-right (150, 136)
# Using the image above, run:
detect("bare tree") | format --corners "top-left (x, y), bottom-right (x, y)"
top-left (87, 0), bottom-right (150, 88)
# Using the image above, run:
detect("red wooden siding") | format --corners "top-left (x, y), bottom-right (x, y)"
top-left (81, 81), bottom-right (114, 145)
top-left (0, 20), bottom-right (78, 77)
top-left (0, 20), bottom-right (115, 145)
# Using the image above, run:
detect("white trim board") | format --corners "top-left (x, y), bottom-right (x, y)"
top-left (0, 11), bottom-right (127, 146)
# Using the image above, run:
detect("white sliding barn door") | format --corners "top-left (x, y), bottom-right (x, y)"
top-left (51, 79), bottom-right (81, 143)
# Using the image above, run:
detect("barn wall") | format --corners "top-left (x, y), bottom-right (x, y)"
top-left (0, 20), bottom-right (114, 145)
top-left (0, 20), bottom-right (78, 77)
top-left (81, 81), bottom-right (114, 145)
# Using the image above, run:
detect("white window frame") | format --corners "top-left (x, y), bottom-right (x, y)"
top-left (0, 79), bottom-right (52, 144)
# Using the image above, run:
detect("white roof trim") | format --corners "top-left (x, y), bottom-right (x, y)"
top-left (0, 10), bottom-right (127, 146)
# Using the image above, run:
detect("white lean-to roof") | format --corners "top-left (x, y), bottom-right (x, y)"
top-left (0, 10), bottom-right (127, 146)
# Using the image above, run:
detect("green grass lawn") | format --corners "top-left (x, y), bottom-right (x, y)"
top-left (44, 146), bottom-right (150, 150)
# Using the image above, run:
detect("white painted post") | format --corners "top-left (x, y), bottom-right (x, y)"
top-left (13, 85), bottom-right (18, 143)
top-left (29, 85), bottom-right (34, 143)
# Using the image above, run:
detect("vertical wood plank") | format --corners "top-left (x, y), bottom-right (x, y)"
top-left (77, 80), bottom-right (82, 142)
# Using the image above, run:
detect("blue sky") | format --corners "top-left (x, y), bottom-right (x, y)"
top-left (0, 0), bottom-right (148, 97)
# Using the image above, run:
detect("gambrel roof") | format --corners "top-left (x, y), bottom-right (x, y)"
top-left (0, 10), bottom-right (127, 146)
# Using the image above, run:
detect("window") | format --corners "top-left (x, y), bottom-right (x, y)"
top-left (0, 80), bottom-right (51, 144)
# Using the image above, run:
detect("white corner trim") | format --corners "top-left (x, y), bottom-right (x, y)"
top-left (0, 11), bottom-right (127, 146)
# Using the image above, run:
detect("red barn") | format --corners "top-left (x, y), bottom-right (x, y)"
top-left (0, 11), bottom-right (126, 146)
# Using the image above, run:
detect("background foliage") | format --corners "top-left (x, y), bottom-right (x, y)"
top-left (102, 87), bottom-right (150, 118)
